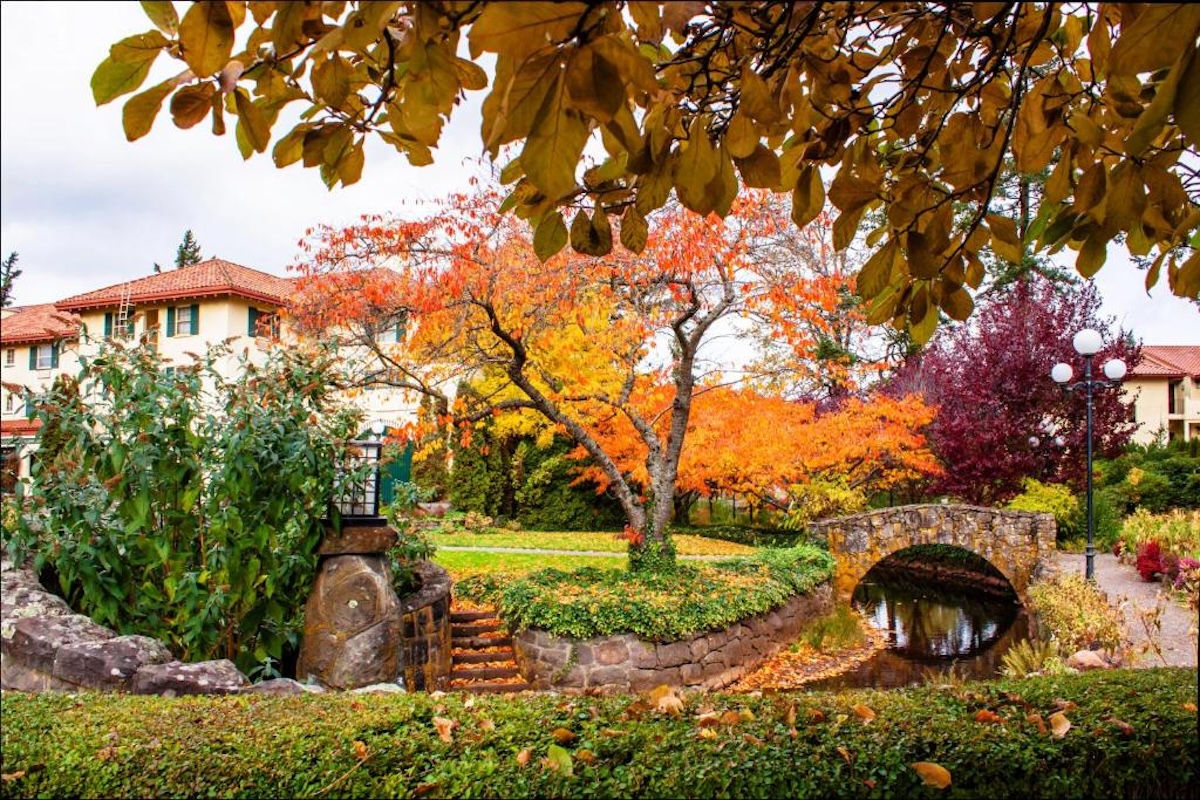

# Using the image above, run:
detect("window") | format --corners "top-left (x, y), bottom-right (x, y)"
top-left (4, 392), bottom-right (15, 413)
top-left (375, 312), bottom-right (407, 344)
top-left (29, 344), bottom-right (56, 370)
top-left (1169, 380), bottom-right (1183, 415)
top-left (165, 304), bottom-right (200, 337)
top-left (248, 308), bottom-right (280, 339)
top-left (103, 312), bottom-right (135, 339)
top-left (4, 348), bottom-right (13, 367)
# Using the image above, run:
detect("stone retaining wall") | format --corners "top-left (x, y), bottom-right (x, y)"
top-left (1, 555), bottom-right (451, 696)
top-left (513, 584), bottom-right (833, 693)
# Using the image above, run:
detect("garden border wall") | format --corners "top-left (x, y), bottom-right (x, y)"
top-left (512, 583), bottom-right (833, 693)
top-left (0, 556), bottom-right (452, 696)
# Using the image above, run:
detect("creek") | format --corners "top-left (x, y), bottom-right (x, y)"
top-left (808, 562), bottom-right (1029, 691)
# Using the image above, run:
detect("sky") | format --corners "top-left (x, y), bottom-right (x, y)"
top-left (2, 2), bottom-right (1197, 347)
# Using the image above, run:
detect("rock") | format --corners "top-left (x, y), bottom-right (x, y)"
top-left (130, 660), bottom-right (248, 696)
top-left (6, 614), bottom-right (114, 673)
top-left (318, 525), bottom-right (398, 556)
top-left (1, 586), bottom-right (71, 641)
top-left (296, 554), bottom-right (403, 690)
top-left (1067, 649), bottom-right (1112, 671)
top-left (351, 681), bottom-right (405, 694)
top-left (415, 502), bottom-right (452, 518)
top-left (242, 678), bottom-right (325, 695)
top-left (53, 635), bottom-right (173, 690)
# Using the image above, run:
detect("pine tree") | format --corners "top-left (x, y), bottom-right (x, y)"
top-left (1, 251), bottom-right (21, 307)
top-left (175, 230), bottom-right (202, 268)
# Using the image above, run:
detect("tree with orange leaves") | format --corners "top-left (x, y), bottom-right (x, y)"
top-left (289, 182), bottom-right (890, 569)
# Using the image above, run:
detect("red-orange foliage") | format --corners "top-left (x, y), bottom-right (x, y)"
top-left (287, 182), bottom-right (899, 557)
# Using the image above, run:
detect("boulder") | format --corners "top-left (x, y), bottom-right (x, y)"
top-left (242, 678), bottom-right (326, 696)
top-left (130, 660), bottom-right (248, 696)
top-left (1067, 649), bottom-right (1113, 671)
top-left (296, 554), bottom-right (403, 690)
top-left (318, 525), bottom-right (398, 556)
top-left (53, 635), bottom-right (173, 691)
top-left (6, 614), bottom-right (114, 673)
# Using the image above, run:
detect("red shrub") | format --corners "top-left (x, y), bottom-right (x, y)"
top-left (1136, 540), bottom-right (1165, 582)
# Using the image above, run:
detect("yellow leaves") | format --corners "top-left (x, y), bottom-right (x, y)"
top-left (986, 214), bottom-right (1024, 264)
top-left (92, 31), bottom-right (169, 105)
top-left (1048, 711), bottom-right (1072, 739)
top-left (735, 145), bottom-right (782, 190)
top-left (1107, 4), bottom-right (1200, 81)
top-left (1175, 49), bottom-right (1200, 147)
top-left (1170, 250), bottom-right (1200, 299)
top-left (619, 206), bottom-right (649, 254)
top-left (852, 704), bottom-right (876, 723)
top-left (912, 761), bottom-right (952, 789)
top-left (791, 166), bottom-right (826, 229)
top-left (533, 212), bottom-right (568, 262)
top-left (515, 748), bottom-right (532, 767)
top-left (170, 83), bottom-right (217, 130)
top-left (569, 209), bottom-right (613, 256)
top-left (234, 89), bottom-right (271, 154)
top-left (544, 743), bottom-right (574, 777)
top-left (353, 740), bottom-right (369, 760)
top-left (974, 709), bottom-right (1004, 725)
top-left (178, 0), bottom-right (234, 78)
top-left (649, 684), bottom-right (684, 716)
top-left (469, 2), bottom-right (588, 61)
top-left (520, 76), bottom-right (589, 203)
top-left (551, 727), bottom-right (577, 745)
top-left (675, 120), bottom-right (720, 215)
top-left (432, 716), bottom-right (456, 744)
top-left (122, 78), bottom-right (177, 141)
top-left (739, 65), bottom-right (781, 126)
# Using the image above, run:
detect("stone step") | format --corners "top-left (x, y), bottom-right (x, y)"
top-left (451, 666), bottom-right (521, 681)
top-left (452, 649), bottom-right (516, 664)
top-left (451, 622), bottom-right (503, 637)
top-left (452, 635), bottom-right (512, 650)
top-left (450, 610), bottom-right (500, 623)
top-left (450, 680), bottom-right (532, 694)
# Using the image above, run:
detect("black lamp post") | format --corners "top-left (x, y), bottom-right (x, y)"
top-left (1051, 328), bottom-right (1126, 581)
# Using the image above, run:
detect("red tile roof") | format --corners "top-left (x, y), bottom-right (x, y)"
top-left (0, 418), bottom-right (40, 437)
top-left (0, 304), bottom-right (81, 345)
top-left (1131, 345), bottom-right (1200, 378)
top-left (55, 258), bottom-right (295, 312)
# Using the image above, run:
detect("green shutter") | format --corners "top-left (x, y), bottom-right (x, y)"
top-left (189, 304), bottom-right (199, 335)
top-left (104, 313), bottom-right (113, 337)
top-left (166, 307), bottom-right (175, 337)
top-left (24, 395), bottom-right (34, 418)
top-left (50, 344), bottom-right (59, 369)
top-left (28, 347), bottom-right (35, 369)
top-left (248, 308), bottom-right (259, 336)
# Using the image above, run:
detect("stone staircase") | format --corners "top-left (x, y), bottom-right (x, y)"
top-left (449, 606), bottom-right (530, 694)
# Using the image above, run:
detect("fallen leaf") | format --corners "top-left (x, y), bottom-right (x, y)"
top-left (785, 704), bottom-right (797, 727)
top-left (697, 727), bottom-right (718, 740)
top-left (516, 749), bottom-right (532, 767)
top-left (1051, 699), bottom-right (1077, 712)
top-left (96, 747), bottom-right (116, 762)
top-left (575, 749), bottom-right (597, 765)
top-left (1183, 703), bottom-right (1197, 713)
top-left (1, 772), bottom-right (26, 783)
top-left (463, 696), bottom-right (476, 709)
top-left (1106, 717), bottom-right (1134, 736)
top-left (738, 708), bottom-right (755, 723)
top-left (863, 778), bottom-right (877, 789)
top-left (696, 711), bottom-right (721, 728)
top-left (414, 783), bottom-right (440, 797)
top-left (1049, 712), bottom-right (1071, 739)
top-left (837, 746), bottom-right (853, 765)
top-left (720, 710), bottom-right (743, 726)
top-left (853, 704), bottom-right (876, 723)
top-left (552, 727), bottom-right (577, 744)
top-left (743, 733), bottom-right (764, 746)
top-left (600, 728), bottom-right (624, 738)
top-left (479, 718), bottom-right (496, 732)
top-left (912, 761), bottom-right (952, 789)
top-left (545, 744), bottom-right (574, 777)
top-left (807, 709), bottom-right (826, 724)
top-left (353, 740), bottom-right (369, 760)
top-left (433, 716), bottom-right (455, 744)
top-left (974, 709), bottom-right (1003, 725)
top-left (1027, 713), bottom-right (1048, 735)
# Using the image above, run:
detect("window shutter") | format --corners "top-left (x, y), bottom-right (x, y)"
top-left (104, 313), bottom-right (113, 337)
top-left (50, 344), bottom-right (59, 369)
top-left (248, 308), bottom-right (259, 336)
top-left (189, 304), bottom-right (199, 335)
top-left (24, 396), bottom-right (34, 418)
top-left (166, 307), bottom-right (175, 337)
top-left (28, 347), bottom-right (35, 369)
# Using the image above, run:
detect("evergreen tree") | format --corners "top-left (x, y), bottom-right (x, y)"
top-left (175, 230), bottom-right (202, 267)
top-left (1, 251), bottom-right (20, 307)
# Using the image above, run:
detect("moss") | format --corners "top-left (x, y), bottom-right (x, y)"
top-left (1, 670), bottom-right (1195, 799)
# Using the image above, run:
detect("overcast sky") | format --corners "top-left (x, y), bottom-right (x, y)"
top-left (2, 2), bottom-right (1197, 346)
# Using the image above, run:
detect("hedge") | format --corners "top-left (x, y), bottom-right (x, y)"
top-left (1, 669), bottom-right (1195, 798)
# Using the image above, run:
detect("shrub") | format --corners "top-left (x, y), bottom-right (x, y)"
top-left (1028, 573), bottom-right (1127, 653)
top-left (455, 544), bottom-right (835, 641)
top-left (2, 340), bottom-right (364, 675)
top-left (1000, 638), bottom-right (1067, 679)
top-left (670, 524), bottom-right (805, 549)
top-left (1120, 509), bottom-right (1200, 565)
top-left (1005, 479), bottom-right (1080, 542)
top-left (0, 671), bottom-right (1195, 799)
top-left (1136, 540), bottom-right (1167, 582)
top-left (781, 477), bottom-right (868, 529)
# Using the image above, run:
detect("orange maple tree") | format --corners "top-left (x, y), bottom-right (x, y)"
top-left (288, 182), bottom-right (899, 567)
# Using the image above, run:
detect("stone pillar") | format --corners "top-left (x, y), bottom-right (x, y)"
top-left (296, 525), bottom-right (404, 690)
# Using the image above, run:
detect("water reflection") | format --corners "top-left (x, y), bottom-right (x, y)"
top-left (809, 574), bottom-right (1029, 691)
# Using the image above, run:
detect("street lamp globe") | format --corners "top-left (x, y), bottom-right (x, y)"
top-left (1072, 328), bottom-right (1104, 355)
top-left (1051, 362), bottom-right (1074, 384)
top-left (369, 420), bottom-right (386, 439)
top-left (1103, 359), bottom-right (1128, 381)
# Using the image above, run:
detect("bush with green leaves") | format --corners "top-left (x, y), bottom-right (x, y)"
top-left (1, 670), bottom-right (1195, 799)
top-left (1028, 573), bottom-right (1128, 654)
top-left (1005, 478), bottom-right (1081, 540)
top-left (1100, 439), bottom-right (1200, 514)
top-left (455, 544), bottom-right (834, 640)
top-left (2, 339), bottom-right (364, 675)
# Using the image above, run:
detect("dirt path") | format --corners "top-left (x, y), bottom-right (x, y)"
top-left (1057, 553), bottom-right (1198, 668)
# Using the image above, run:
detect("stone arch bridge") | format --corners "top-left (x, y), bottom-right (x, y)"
top-left (808, 504), bottom-right (1059, 606)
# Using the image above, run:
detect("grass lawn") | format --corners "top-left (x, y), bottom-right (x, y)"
top-left (429, 530), bottom-right (756, 556)
top-left (435, 549), bottom-right (626, 579)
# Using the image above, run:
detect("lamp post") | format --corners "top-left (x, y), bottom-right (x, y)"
top-left (1051, 328), bottom-right (1126, 581)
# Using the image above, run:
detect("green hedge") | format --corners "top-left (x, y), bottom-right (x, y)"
top-left (454, 544), bottom-right (835, 640)
top-left (1, 670), bottom-right (1194, 799)
top-left (670, 524), bottom-right (808, 548)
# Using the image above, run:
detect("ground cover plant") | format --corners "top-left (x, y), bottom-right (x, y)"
top-left (1, 669), bottom-right (1195, 799)
top-left (454, 545), bottom-right (834, 640)
top-left (2, 340), bottom-right (363, 675)
top-left (429, 530), bottom-right (756, 557)
top-left (435, 551), bottom-right (627, 582)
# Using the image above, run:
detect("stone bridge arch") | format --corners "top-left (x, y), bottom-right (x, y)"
top-left (808, 504), bottom-right (1059, 607)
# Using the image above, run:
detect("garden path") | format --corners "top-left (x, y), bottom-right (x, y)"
top-left (436, 545), bottom-right (729, 561)
top-left (1058, 553), bottom-right (1197, 668)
